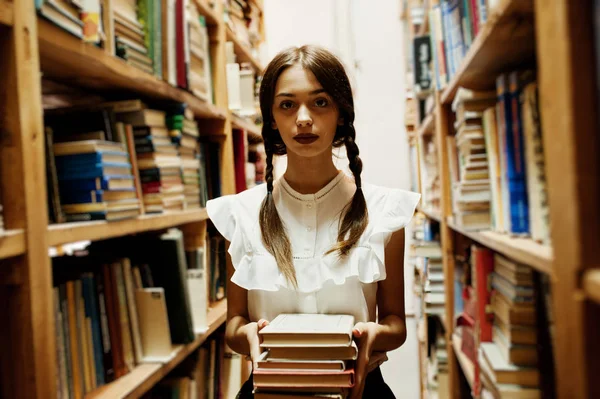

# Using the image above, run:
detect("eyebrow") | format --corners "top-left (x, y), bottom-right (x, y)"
top-left (275, 89), bottom-right (327, 98)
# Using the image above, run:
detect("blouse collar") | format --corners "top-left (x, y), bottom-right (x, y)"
top-left (279, 170), bottom-right (346, 202)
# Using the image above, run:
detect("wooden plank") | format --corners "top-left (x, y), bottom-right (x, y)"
top-left (434, 95), bottom-right (460, 398)
top-left (452, 334), bottom-right (475, 390)
top-left (417, 110), bottom-right (435, 138)
top-left (447, 220), bottom-right (553, 275)
top-left (417, 205), bottom-right (441, 223)
top-left (48, 209), bottom-right (209, 247)
top-left (226, 26), bottom-right (264, 73)
top-left (102, 0), bottom-right (115, 55)
top-left (535, 1), bottom-right (600, 398)
top-left (87, 300), bottom-right (228, 399)
top-left (441, 0), bottom-right (535, 104)
top-left (194, 0), bottom-right (219, 25)
top-left (583, 270), bottom-right (600, 305)
top-left (0, 229), bottom-right (26, 259)
top-left (231, 113), bottom-right (263, 142)
top-left (0, 0), bottom-right (13, 26)
top-left (36, 18), bottom-right (227, 120)
top-left (0, 1), bottom-right (56, 397)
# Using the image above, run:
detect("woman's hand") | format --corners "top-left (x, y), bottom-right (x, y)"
top-left (349, 322), bottom-right (378, 399)
top-left (246, 318), bottom-right (270, 369)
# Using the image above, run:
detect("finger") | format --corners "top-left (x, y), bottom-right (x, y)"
top-left (352, 322), bottom-right (367, 339)
top-left (257, 319), bottom-right (270, 331)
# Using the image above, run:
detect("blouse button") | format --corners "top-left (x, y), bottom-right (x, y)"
top-left (307, 203), bottom-right (313, 209)
top-left (306, 227), bottom-right (312, 232)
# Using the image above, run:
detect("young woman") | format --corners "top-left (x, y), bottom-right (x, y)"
top-left (207, 45), bottom-right (420, 399)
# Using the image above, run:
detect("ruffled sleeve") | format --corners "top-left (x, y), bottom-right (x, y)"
top-left (206, 195), bottom-right (246, 269)
top-left (363, 186), bottom-right (421, 280)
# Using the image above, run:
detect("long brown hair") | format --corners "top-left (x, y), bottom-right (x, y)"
top-left (258, 45), bottom-right (368, 287)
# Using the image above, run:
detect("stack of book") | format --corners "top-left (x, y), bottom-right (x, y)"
top-left (253, 314), bottom-right (357, 399)
top-left (114, 0), bottom-right (154, 75)
top-left (224, 0), bottom-right (251, 48)
top-left (419, 137), bottom-right (441, 214)
top-left (54, 140), bottom-right (141, 222)
top-left (117, 108), bottom-right (185, 213)
top-left (427, 333), bottom-right (449, 399)
top-left (478, 254), bottom-right (540, 397)
top-left (166, 107), bottom-right (203, 209)
top-left (448, 88), bottom-right (496, 231)
top-left (35, 0), bottom-right (85, 39)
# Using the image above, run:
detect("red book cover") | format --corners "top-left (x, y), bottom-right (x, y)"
top-left (102, 264), bottom-right (126, 378)
top-left (470, 0), bottom-right (480, 36)
top-left (474, 246), bottom-right (494, 342)
top-left (232, 129), bottom-right (247, 193)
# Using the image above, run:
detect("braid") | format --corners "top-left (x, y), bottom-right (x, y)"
top-left (326, 124), bottom-right (369, 257)
top-left (259, 140), bottom-right (297, 287)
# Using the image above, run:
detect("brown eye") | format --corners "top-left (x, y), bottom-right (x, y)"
top-left (280, 101), bottom-right (294, 110)
top-left (315, 98), bottom-right (329, 107)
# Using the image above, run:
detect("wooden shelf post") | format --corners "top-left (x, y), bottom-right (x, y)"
top-left (0, 1), bottom-right (55, 398)
top-left (535, 1), bottom-right (600, 398)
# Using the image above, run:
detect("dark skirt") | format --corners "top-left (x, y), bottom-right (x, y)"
top-left (236, 366), bottom-right (396, 399)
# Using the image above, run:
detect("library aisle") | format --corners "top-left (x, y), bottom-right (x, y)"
top-left (1, 0), bottom-right (598, 399)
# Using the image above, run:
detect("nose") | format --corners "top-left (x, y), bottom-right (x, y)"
top-left (296, 105), bottom-right (313, 127)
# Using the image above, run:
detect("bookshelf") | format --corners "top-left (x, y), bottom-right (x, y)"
top-left (417, 110), bottom-right (435, 137)
top-left (87, 299), bottom-right (227, 399)
top-left (440, 0), bottom-right (535, 104)
top-left (404, 1), bottom-right (600, 398)
top-left (48, 209), bottom-right (209, 247)
top-left (226, 26), bottom-right (265, 72)
top-left (0, 0), bottom-right (12, 26)
top-left (0, 1), bottom-right (265, 398)
top-left (231, 112), bottom-right (262, 140)
top-left (0, 229), bottom-right (26, 259)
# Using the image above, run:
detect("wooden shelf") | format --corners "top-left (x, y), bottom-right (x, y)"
top-left (48, 209), bottom-right (208, 247)
top-left (418, 206), bottom-right (442, 223)
top-left (440, 0), bottom-right (535, 104)
top-left (0, 0), bottom-right (13, 26)
top-left (231, 113), bottom-right (263, 142)
top-left (226, 27), bottom-right (264, 72)
top-left (583, 269), bottom-right (600, 305)
top-left (447, 219), bottom-right (553, 275)
top-left (0, 229), bottom-right (26, 259)
top-left (37, 18), bottom-right (227, 120)
top-left (452, 334), bottom-right (475, 390)
top-left (194, 0), bottom-right (219, 26)
top-left (87, 299), bottom-right (228, 399)
top-left (417, 110), bottom-right (435, 137)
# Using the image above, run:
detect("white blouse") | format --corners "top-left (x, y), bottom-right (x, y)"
top-left (206, 171), bottom-right (420, 324)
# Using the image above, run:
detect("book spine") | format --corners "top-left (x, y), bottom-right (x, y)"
top-left (66, 281), bottom-right (84, 399)
top-left (95, 267), bottom-right (115, 382)
top-left (508, 71), bottom-right (530, 234)
top-left (496, 74), bottom-right (512, 233)
top-left (82, 274), bottom-right (106, 386)
top-left (112, 261), bottom-right (136, 372)
top-left (60, 284), bottom-right (75, 399)
top-left (103, 264), bottom-right (126, 378)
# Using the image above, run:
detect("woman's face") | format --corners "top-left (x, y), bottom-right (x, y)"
top-left (271, 64), bottom-right (343, 159)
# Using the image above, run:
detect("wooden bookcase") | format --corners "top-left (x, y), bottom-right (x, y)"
top-left (0, 0), bottom-right (265, 397)
top-left (405, 1), bottom-right (600, 398)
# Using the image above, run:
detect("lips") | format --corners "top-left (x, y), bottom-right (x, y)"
top-left (293, 133), bottom-right (319, 144)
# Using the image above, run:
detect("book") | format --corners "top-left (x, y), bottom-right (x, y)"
top-left (267, 342), bottom-right (359, 361)
top-left (256, 351), bottom-right (346, 372)
top-left (259, 314), bottom-right (354, 347)
top-left (252, 369), bottom-right (355, 389)
top-left (493, 325), bottom-right (538, 366)
top-left (54, 141), bottom-right (125, 156)
top-left (480, 343), bottom-right (539, 387)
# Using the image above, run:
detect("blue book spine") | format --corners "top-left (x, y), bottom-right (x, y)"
top-left (506, 72), bottom-right (529, 234)
top-left (58, 177), bottom-right (125, 192)
top-left (60, 190), bottom-right (104, 204)
top-left (81, 275), bottom-right (106, 386)
top-left (58, 163), bottom-right (132, 180)
top-left (55, 151), bottom-right (128, 164)
top-left (478, 0), bottom-right (487, 24)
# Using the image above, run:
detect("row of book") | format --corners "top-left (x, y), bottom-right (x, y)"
top-left (418, 134), bottom-right (441, 214)
top-left (43, 99), bottom-right (219, 223)
top-left (223, 0), bottom-right (263, 57)
top-left (36, 0), bottom-right (214, 103)
top-left (232, 129), bottom-right (266, 193)
top-left (425, 0), bottom-right (495, 92)
top-left (143, 332), bottom-right (244, 399)
top-left (447, 71), bottom-right (550, 243)
top-left (52, 227), bottom-right (227, 398)
top-left (453, 241), bottom-right (554, 398)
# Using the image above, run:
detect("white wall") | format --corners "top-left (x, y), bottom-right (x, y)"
top-left (263, 0), bottom-right (416, 313)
